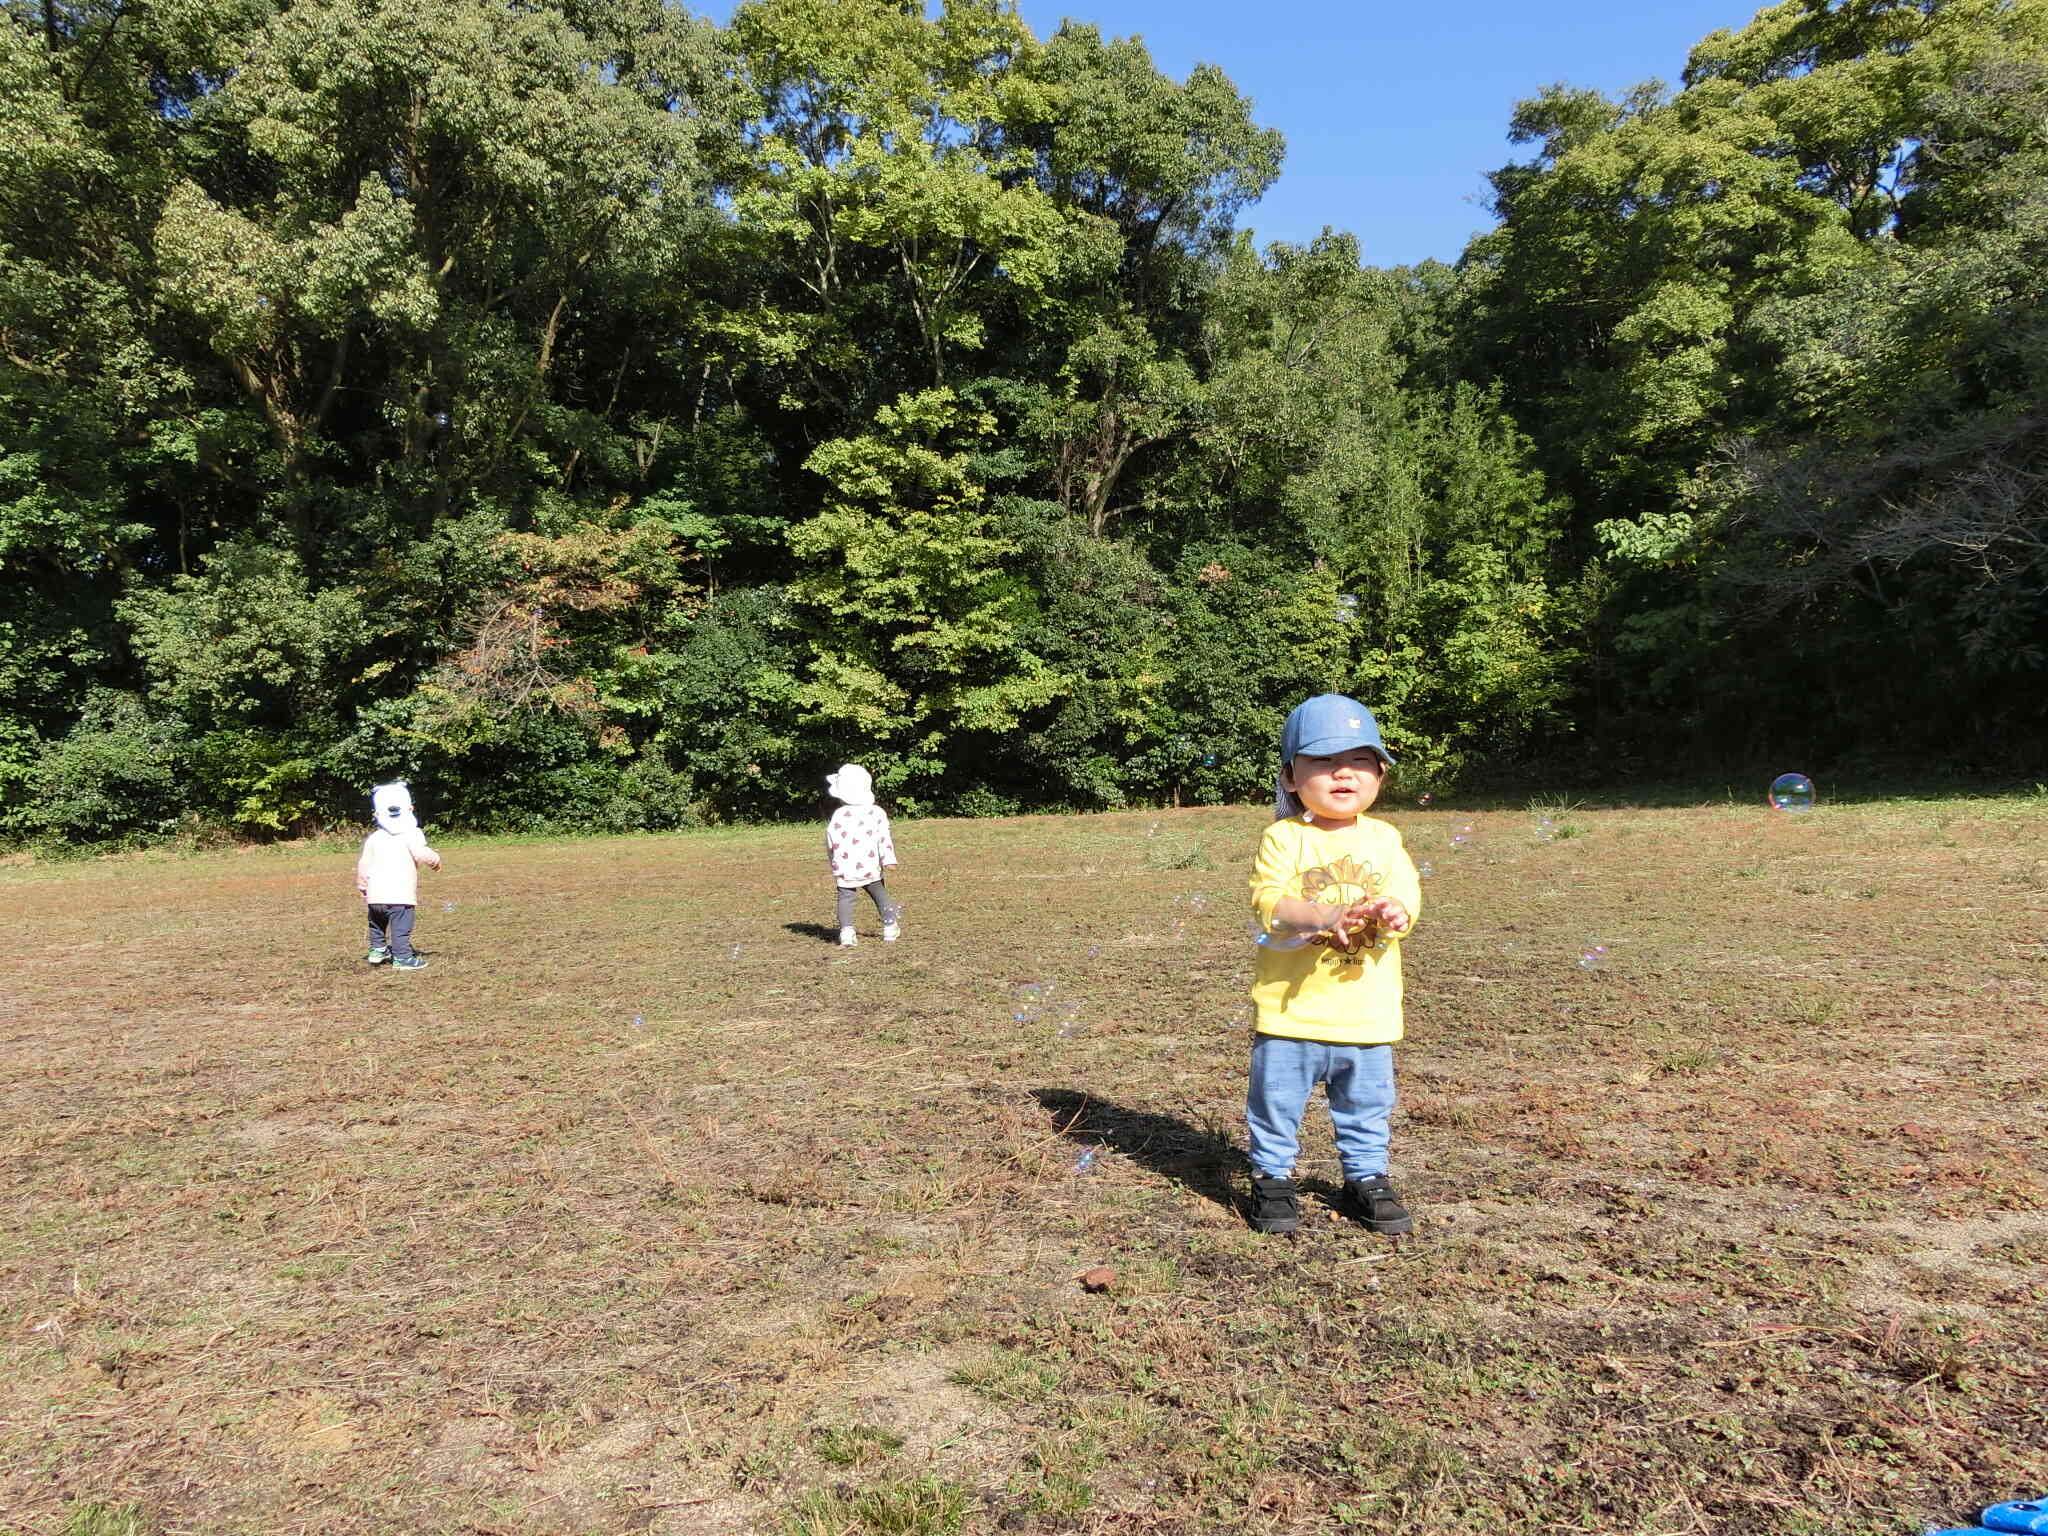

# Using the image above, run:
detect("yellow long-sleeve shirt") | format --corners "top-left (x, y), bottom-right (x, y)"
top-left (1248, 815), bottom-right (1421, 1044)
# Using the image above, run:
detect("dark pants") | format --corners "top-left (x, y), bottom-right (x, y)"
top-left (835, 880), bottom-right (895, 928)
top-left (367, 903), bottom-right (417, 959)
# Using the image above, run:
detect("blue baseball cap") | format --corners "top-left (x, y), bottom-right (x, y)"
top-left (1281, 694), bottom-right (1394, 766)
top-left (1274, 695), bottom-right (1394, 819)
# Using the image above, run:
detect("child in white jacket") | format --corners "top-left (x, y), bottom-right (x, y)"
top-left (355, 782), bottom-right (443, 970)
top-left (824, 764), bottom-right (899, 948)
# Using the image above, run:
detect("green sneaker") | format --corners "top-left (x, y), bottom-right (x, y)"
top-left (365, 947), bottom-right (392, 965)
top-left (391, 955), bottom-right (429, 971)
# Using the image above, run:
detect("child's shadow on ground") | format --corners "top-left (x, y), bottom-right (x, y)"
top-left (1031, 1088), bottom-right (1246, 1216)
top-left (783, 922), bottom-right (840, 945)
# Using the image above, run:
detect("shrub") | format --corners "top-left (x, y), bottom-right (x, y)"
top-left (19, 690), bottom-right (187, 844)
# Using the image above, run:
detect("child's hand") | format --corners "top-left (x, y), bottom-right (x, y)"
top-left (1325, 900), bottom-right (1377, 951)
top-left (1324, 897), bottom-right (1409, 953)
top-left (1362, 895), bottom-right (1410, 935)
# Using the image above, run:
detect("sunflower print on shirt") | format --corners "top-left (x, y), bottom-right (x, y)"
top-left (1295, 854), bottom-right (1383, 959)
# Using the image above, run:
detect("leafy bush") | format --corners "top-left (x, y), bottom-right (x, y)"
top-left (19, 690), bottom-right (188, 845)
top-left (187, 729), bottom-right (322, 837)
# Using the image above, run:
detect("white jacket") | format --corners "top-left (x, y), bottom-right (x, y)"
top-left (357, 827), bottom-right (439, 905)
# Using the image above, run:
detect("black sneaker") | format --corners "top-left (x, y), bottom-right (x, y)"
top-left (1249, 1175), bottom-right (1300, 1235)
top-left (1343, 1174), bottom-right (1412, 1235)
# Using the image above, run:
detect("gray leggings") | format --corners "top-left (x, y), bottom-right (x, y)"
top-left (836, 880), bottom-right (896, 928)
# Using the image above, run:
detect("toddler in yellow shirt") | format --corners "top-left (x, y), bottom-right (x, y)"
top-left (1245, 695), bottom-right (1421, 1236)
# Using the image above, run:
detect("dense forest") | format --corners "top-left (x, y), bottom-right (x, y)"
top-left (2, 0), bottom-right (2043, 841)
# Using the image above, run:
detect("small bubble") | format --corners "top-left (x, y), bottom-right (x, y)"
top-left (1189, 893), bottom-right (1208, 913)
top-left (631, 1013), bottom-right (644, 1029)
top-left (1146, 822), bottom-right (1160, 838)
top-left (1418, 861), bottom-right (1436, 879)
top-left (1085, 945), bottom-right (1101, 959)
top-left (1535, 816), bottom-right (1556, 843)
top-left (1228, 1005), bottom-right (1251, 1030)
top-left (1768, 772), bottom-right (1816, 813)
top-left (1577, 943), bottom-right (1610, 972)
top-left (1449, 822), bottom-right (1472, 850)
top-left (1416, 792), bottom-right (1433, 808)
top-left (1202, 752), bottom-right (1217, 768)
top-left (1336, 593), bottom-right (1359, 623)
top-left (728, 944), bottom-right (744, 961)
top-left (442, 901), bottom-right (457, 913)
top-left (1013, 983), bottom-right (1046, 1024)
top-left (1056, 1002), bottom-right (1086, 1038)
top-left (1073, 1148), bottom-right (1098, 1174)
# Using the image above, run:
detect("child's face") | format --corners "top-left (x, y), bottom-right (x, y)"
top-left (1285, 747), bottom-right (1386, 826)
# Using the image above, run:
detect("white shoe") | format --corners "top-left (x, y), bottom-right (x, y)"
top-left (882, 921), bottom-right (900, 942)
top-left (838, 928), bottom-right (857, 947)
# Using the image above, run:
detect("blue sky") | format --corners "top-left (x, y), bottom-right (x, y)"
top-left (1010, 0), bottom-right (1759, 267)
top-left (702, 0), bottom-right (1762, 268)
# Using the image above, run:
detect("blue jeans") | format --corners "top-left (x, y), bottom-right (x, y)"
top-left (1246, 1035), bottom-right (1396, 1181)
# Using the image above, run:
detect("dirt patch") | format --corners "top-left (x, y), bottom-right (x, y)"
top-left (0, 803), bottom-right (2043, 1534)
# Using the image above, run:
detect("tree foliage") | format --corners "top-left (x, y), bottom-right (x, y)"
top-left (1, 0), bottom-right (2040, 844)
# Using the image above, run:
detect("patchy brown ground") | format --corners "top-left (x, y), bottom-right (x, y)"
top-left (1, 793), bottom-right (2044, 1536)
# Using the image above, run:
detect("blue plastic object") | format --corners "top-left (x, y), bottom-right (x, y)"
top-left (1984, 1503), bottom-right (2048, 1535)
top-left (1926, 1528), bottom-right (1997, 1535)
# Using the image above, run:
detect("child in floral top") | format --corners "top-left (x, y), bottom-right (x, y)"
top-left (824, 764), bottom-right (900, 947)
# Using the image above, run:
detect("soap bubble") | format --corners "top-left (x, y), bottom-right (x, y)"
top-left (631, 1013), bottom-right (644, 1030)
top-left (1418, 861), bottom-right (1436, 879)
top-left (1535, 816), bottom-right (1556, 843)
top-left (1449, 823), bottom-right (1472, 850)
top-left (728, 944), bottom-right (745, 961)
top-left (1073, 1147), bottom-right (1098, 1175)
top-left (1056, 1001), bottom-right (1085, 1038)
top-left (1576, 943), bottom-right (1609, 972)
top-left (1202, 752), bottom-right (1217, 768)
top-left (1228, 1005), bottom-right (1251, 1030)
top-left (1768, 773), bottom-right (1815, 813)
top-left (442, 901), bottom-right (457, 913)
top-left (1013, 983), bottom-right (1046, 1024)
top-left (1416, 792), bottom-right (1433, 808)
top-left (1189, 892), bottom-right (1208, 914)
top-left (1336, 593), bottom-right (1359, 624)
top-left (1085, 945), bottom-right (1101, 959)
top-left (1250, 915), bottom-right (1310, 951)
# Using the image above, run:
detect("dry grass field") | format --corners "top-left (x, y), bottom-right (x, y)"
top-left (2, 791), bottom-right (2045, 1536)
